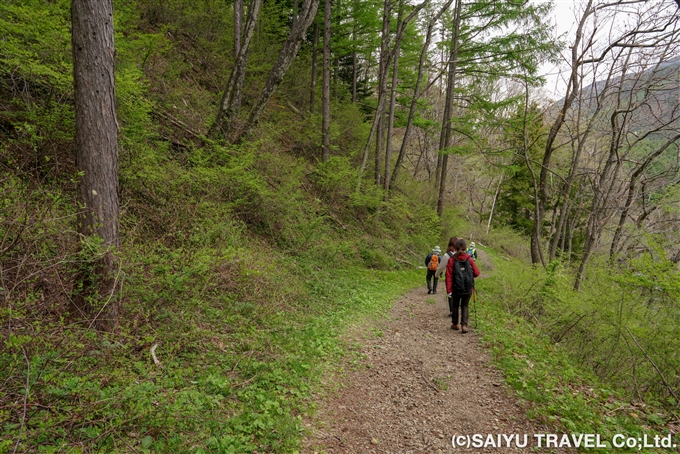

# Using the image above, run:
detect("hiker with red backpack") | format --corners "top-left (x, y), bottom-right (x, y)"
top-left (446, 239), bottom-right (480, 334)
top-left (436, 237), bottom-right (458, 317)
top-left (425, 246), bottom-right (442, 294)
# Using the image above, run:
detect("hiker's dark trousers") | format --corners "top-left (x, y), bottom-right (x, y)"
top-left (426, 270), bottom-right (438, 291)
top-left (451, 292), bottom-right (472, 326)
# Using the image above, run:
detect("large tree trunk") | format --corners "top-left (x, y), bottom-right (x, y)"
top-left (436, 0), bottom-right (461, 217)
top-left (71, 0), bottom-right (120, 329)
top-left (374, 0), bottom-right (391, 186)
top-left (322, 0), bottom-right (331, 162)
top-left (236, 0), bottom-right (320, 141)
top-left (383, 0), bottom-right (404, 198)
top-left (209, 0), bottom-right (262, 138)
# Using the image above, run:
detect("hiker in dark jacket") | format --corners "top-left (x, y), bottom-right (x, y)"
top-left (446, 239), bottom-right (480, 334)
top-left (436, 237), bottom-right (458, 316)
top-left (425, 246), bottom-right (442, 294)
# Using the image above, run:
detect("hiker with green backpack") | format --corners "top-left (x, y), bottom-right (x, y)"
top-left (466, 241), bottom-right (478, 259)
top-left (446, 239), bottom-right (480, 334)
top-left (425, 246), bottom-right (442, 294)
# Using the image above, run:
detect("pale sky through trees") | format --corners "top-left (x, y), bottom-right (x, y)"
top-left (536, 0), bottom-right (677, 98)
top-left (539, 0), bottom-right (580, 97)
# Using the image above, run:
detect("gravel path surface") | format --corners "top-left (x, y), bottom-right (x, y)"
top-left (303, 253), bottom-right (563, 453)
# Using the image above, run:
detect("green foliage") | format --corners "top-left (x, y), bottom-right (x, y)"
top-left (475, 235), bottom-right (680, 451)
top-left (0, 0), bottom-right (72, 90)
top-left (310, 156), bottom-right (356, 201)
top-left (0, 0), bottom-right (76, 182)
top-left (494, 102), bottom-right (548, 235)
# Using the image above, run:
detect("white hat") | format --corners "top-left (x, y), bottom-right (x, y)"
top-left (433, 246), bottom-right (441, 253)
top-left (470, 242), bottom-right (475, 247)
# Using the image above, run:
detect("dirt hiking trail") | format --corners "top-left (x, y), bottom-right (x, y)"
top-left (303, 251), bottom-right (563, 453)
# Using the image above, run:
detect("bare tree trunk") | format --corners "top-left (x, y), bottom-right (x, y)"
top-left (356, 0), bottom-right (429, 191)
top-left (310, 22), bottom-right (319, 113)
top-left (549, 51), bottom-right (609, 261)
top-left (533, 0), bottom-right (593, 265)
top-left (486, 177), bottom-right (503, 234)
top-left (209, 0), bottom-right (262, 138)
top-left (384, 0), bottom-right (404, 198)
top-left (413, 129), bottom-right (425, 177)
top-left (234, 0), bottom-right (243, 56)
top-left (351, 0), bottom-right (358, 103)
top-left (357, 0), bottom-right (391, 191)
top-left (375, 0), bottom-right (391, 187)
top-left (322, 0), bottom-right (331, 162)
top-left (436, 154), bottom-right (449, 215)
top-left (375, 116), bottom-right (384, 184)
top-left (236, 0), bottom-right (320, 141)
top-left (559, 195), bottom-right (571, 253)
top-left (435, 154), bottom-right (442, 190)
top-left (357, 92), bottom-right (388, 191)
top-left (332, 0), bottom-right (340, 91)
top-left (436, 0), bottom-right (461, 217)
top-left (71, 0), bottom-right (120, 329)
top-left (574, 38), bottom-right (660, 288)
top-left (575, 130), bottom-right (626, 289)
top-left (351, 49), bottom-right (357, 102)
top-left (518, 75), bottom-right (546, 267)
top-left (390, 0), bottom-right (454, 190)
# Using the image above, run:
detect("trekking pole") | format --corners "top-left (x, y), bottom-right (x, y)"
top-left (473, 287), bottom-right (478, 329)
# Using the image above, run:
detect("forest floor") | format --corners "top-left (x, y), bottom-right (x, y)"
top-left (303, 251), bottom-right (565, 453)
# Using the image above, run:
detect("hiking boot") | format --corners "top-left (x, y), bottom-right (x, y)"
top-left (451, 324), bottom-right (459, 330)
top-left (432, 290), bottom-right (437, 294)
top-left (427, 289), bottom-right (432, 294)
top-left (461, 326), bottom-right (469, 334)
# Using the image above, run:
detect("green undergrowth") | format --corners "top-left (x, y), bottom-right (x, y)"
top-left (2, 241), bottom-right (422, 452)
top-left (476, 245), bottom-right (679, 453)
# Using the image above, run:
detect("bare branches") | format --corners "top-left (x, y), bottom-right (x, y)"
top-left (626, 327), bottom-right (679, 403)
